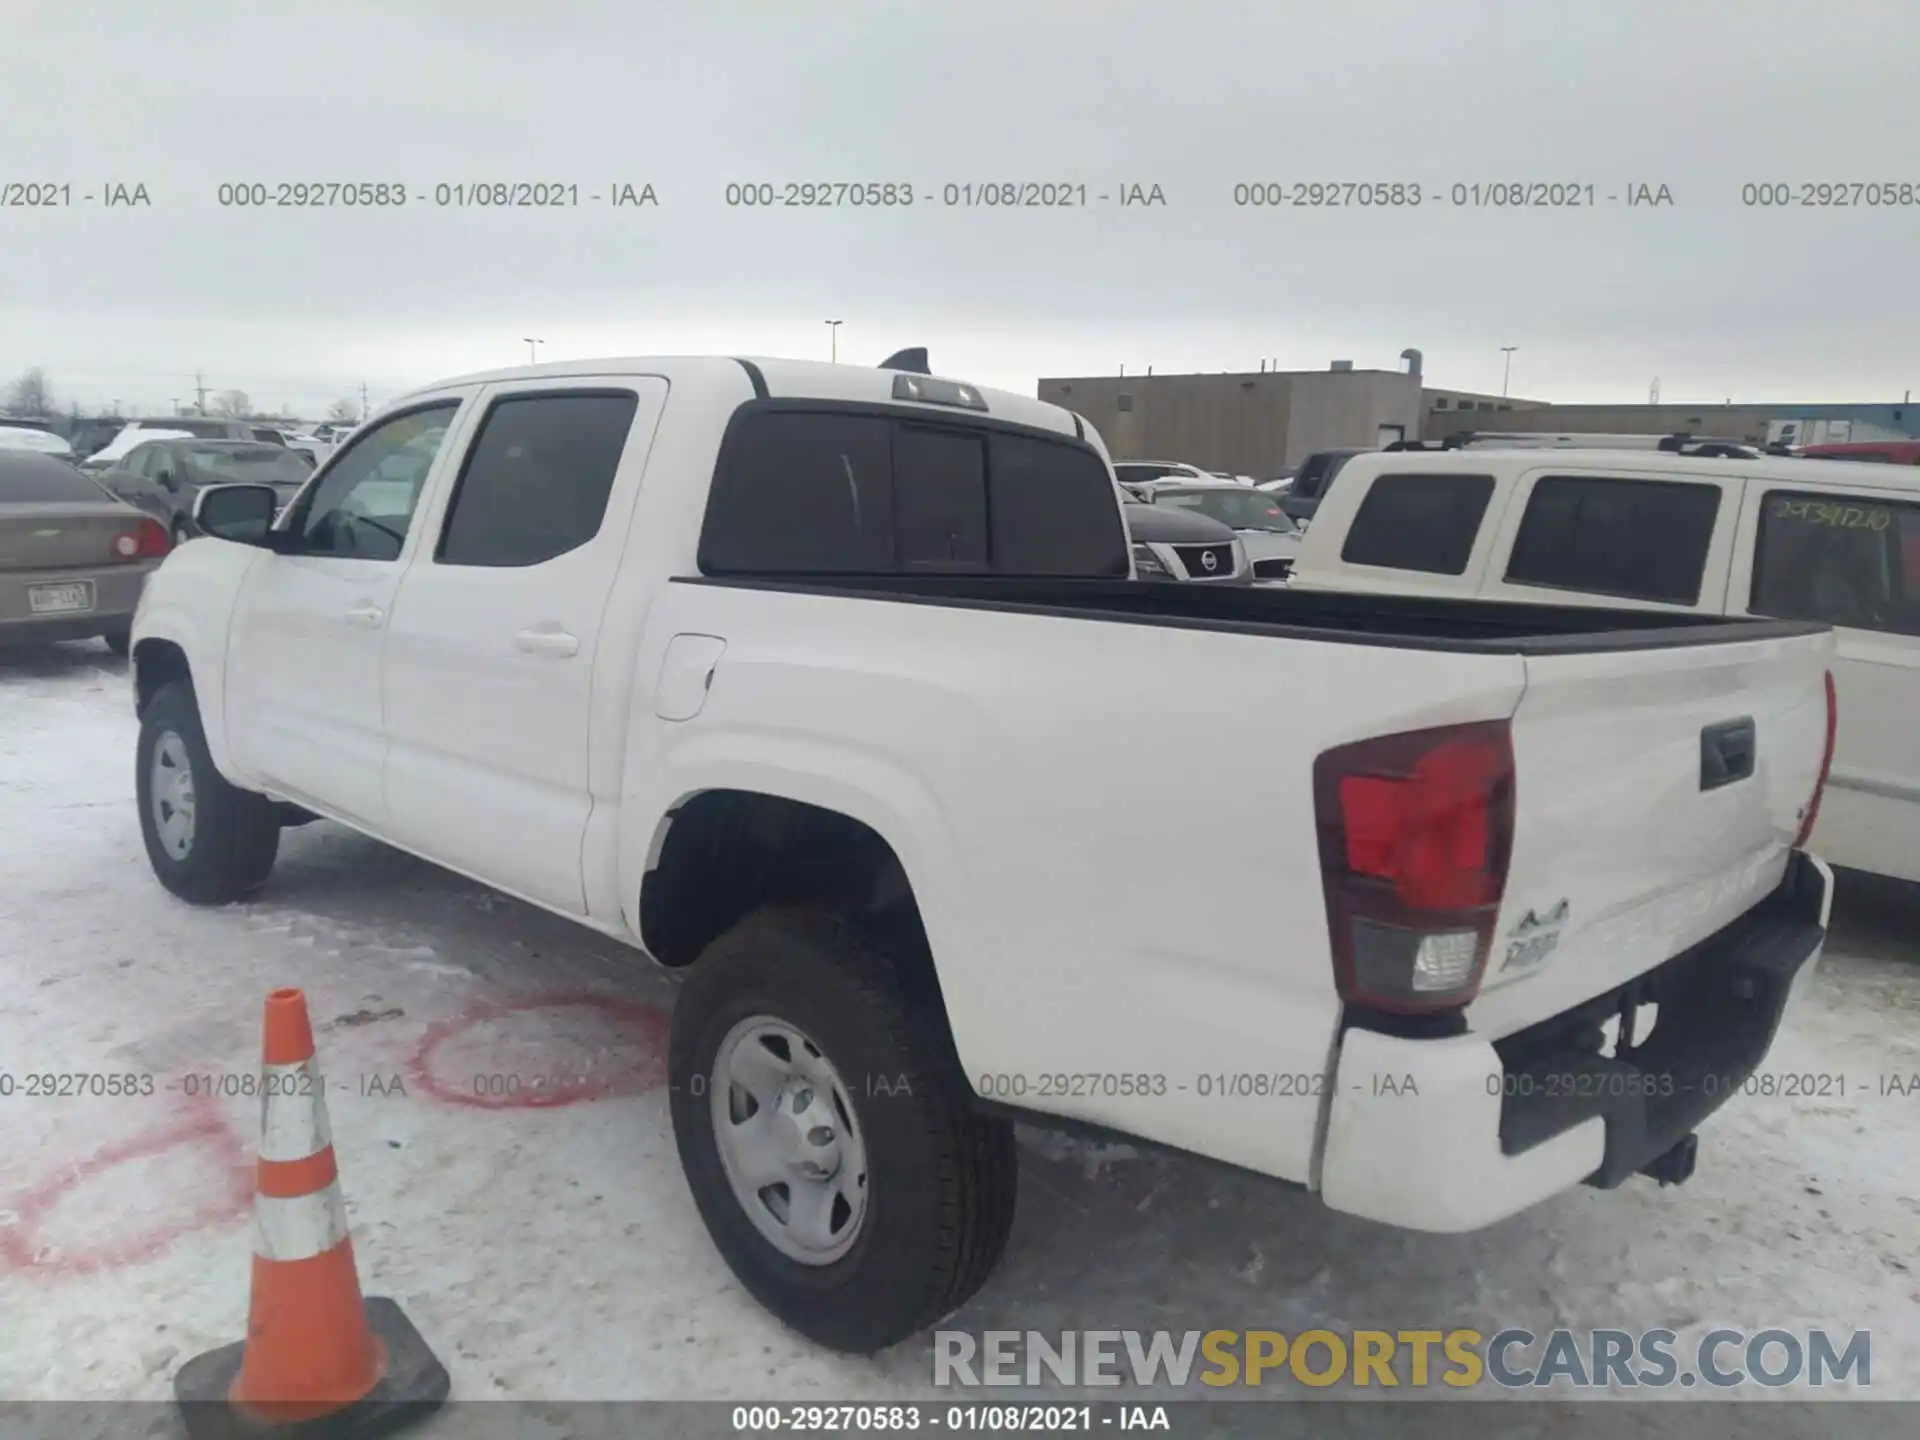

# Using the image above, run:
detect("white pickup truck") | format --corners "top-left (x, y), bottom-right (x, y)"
top-left (130, 354), bottom-right (1838, 1354)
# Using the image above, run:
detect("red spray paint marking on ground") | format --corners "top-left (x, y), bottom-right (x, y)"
top-left (0, 1090), bottom-right (252, 1277)
top-left (406, 992), bottom-right (670, 1110)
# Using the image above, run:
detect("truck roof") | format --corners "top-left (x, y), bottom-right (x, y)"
top-left (1341, 446), bottom-right (1920, 493)
top-left (397, 355), bottom-right (1083, 443)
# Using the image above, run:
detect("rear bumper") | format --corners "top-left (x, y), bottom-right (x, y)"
top-left (0, 566), bottom-right (155, 644)
top-left (1317, 850), bottom-right (1832, 1232)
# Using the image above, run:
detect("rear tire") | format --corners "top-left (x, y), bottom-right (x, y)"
top-left (170, 518), bottom-right (193, 546)
top-left (99, 625), bottom-right (130, 657)
top-left (136, 680), bottom-right (280, 904)
top-left (668, 907), bottom-right (1018, 1354)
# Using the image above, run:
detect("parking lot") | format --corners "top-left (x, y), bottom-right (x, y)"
top-left (2, 639), bottom-right (1915, 1417)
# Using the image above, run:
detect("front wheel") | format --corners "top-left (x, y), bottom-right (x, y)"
top-left (136, 680), bottom-right (280, 903)
top-left (668, 907), bottom-right (1018, 1354)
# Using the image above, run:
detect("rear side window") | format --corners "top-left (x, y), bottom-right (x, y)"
top-left (1340, 473), bottom-right (1494, 575)
top-left (438, 392), bottom-right (638, 567)
top-left (701, 408), bottom-right (1125, 577)
top-left (1504, 475), bottom-right (1721, 604)
top-left (988, 433), bottom-right (1129, 576)
top-left (700, 412), bottom-right (896, 573)
top-left (893, 426), bottom-right (988, 568)
top-left (1750, 490), bottom-right (1920, 637)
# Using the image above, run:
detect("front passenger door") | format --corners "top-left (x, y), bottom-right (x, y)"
top-left (224, 399), bottom-right (471, 826)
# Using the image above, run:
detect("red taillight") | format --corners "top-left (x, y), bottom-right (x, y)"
top-left (1315, 720), bottom-right (1516, 1015)
top-left (120, 517), bottom-right (171, 560)
top-left (1793, 671), bottom-right (1837, 850)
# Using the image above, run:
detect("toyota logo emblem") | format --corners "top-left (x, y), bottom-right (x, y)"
top-left (1200, 549), bottom-right (1219, 572)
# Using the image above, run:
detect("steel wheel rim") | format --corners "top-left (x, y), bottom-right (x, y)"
top-left (150, 730), bottom-right (196, 860)
top-left (710, 1015), bottom-right (870, 1265)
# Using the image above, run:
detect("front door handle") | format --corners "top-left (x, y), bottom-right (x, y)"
top-left (515, 628), bottom-right (580, 657)
top-left (344, 603), bottom-right (385, 627)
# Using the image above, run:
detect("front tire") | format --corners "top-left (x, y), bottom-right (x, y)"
top-left (668, 907), bottom-right (1018, 1354)
top-left (136, 680), bottom-right (280, 903)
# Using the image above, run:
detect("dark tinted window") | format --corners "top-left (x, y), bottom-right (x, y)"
top-left (893, 426), bottom-right (988, 568)
top-left (0, 452), bottom-right (112, 502)
top-left (988, 433), bottom-right (1130, 576)
top-left (701, 412), bottom-right (896, 573)
top-left (701, 408), bottom-right (1127, 577)
top-left (1340, 473), bottom-right (1494, 574)
top-left (1750, 491), bottom-right (1920, 637)
top-left (438, 393), bottom-right (638, 567)
top-left (1290, 454), bottom-right (1332, 499)
top-left (1505, 475), bottom-right (1721, 604)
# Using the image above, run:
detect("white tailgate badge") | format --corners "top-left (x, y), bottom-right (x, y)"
top-left (1501, 899), bottom-right (1570, 976)
top-left (654, 634), bottom-right (728, 722)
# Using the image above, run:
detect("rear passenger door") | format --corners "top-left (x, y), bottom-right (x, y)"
top-left (380, 379), bottom-right (668, 912)
top-left (1477, 467), bottom-right (1744, 613)
top-left (1728, 482), bottom-right (1920, 880)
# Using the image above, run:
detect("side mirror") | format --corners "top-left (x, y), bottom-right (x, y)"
top-left (194, 483), bottom-right (279, 545)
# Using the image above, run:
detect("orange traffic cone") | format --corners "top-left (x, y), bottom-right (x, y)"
top-left (175, 988), bottom-right (449, 1440)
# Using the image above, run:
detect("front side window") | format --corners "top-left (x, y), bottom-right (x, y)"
top-left (1505, 474), bottom-right (1722, 604)
top-left (289, 402), bottom-right (459, 561)
top-left (1750, 490), bottom-right (1920, 637)
top-left (437, 392), bottom-right (638, 567)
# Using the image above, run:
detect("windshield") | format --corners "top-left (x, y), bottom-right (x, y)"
top-left (1155, 488), bottom-right (1297, 533)
top-left (181, 445), bottom-right (314, 488)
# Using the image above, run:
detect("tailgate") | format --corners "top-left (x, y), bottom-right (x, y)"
top-left (1467, 628), bottom-right (1835, 1038)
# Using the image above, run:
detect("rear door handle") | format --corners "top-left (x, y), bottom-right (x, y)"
top-left (344, 603), bottom-right (385, 627)
top-left (515, 628), bottom-right (580, 657)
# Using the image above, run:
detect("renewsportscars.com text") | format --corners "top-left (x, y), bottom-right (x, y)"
top-left (934, 1328), bottom-right (1871, 1391)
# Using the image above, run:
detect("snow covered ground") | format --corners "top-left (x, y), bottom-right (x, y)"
top-left (1, 641), bottom-right (1916, 1425)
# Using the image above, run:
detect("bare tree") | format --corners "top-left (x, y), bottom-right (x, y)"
top-left (326, 396), bottom-right (358, 423)
top-left (213, 389), bottom-right (252, 418)
top-left (6, 368), bottom-right (54, 416)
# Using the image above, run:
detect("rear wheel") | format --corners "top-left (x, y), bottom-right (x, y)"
top-left (170, 518), bottom-right (193, 546)
top-left (668, 907), bottom-right (1018, 1354)
top-left (136, 680), bottom-right (280, 903)
top-left (99, 625), bottom-right (130, 657)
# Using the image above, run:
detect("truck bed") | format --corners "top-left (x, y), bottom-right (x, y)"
top-left (675, 573), bottom-right (1829, 654)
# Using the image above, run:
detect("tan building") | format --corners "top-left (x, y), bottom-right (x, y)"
top-left (1037, 362), bottom-right (1428, 476)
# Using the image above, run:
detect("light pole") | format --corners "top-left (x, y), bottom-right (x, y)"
top-left (825, 319), bottom-right (842, 363)
top-left (1500, 346), bottom-right (1518, 398)
top-left (523, 337), bottom-right (544, 365)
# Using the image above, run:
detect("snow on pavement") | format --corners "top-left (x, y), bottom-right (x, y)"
top-left (1, 642), bottom-right (1916, 1421)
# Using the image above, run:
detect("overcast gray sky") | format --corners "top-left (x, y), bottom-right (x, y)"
top-left (5, 0), bottom-right (1917, 418)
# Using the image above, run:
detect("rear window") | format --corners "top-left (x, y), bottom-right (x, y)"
top-left (700, 408), bottom-right (1128, 578)
top-left (1750, 490), bottom-right (1920, 637)
top-left (0, 453), bottom-right (112, 503)
top-left (164, 419), bottom-right (235, 439)
top-left (1504, 475), bottom-right (1722, 604)
top-left (1340, 473), bottom-right (1494, 575)
top-left (699, 412), bottom-right (896, 573)
top-left (182, 446), bottom-right (313, 488)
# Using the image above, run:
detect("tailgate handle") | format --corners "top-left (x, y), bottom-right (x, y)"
top-left (1700, 717), bottom-right (1756, 791)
